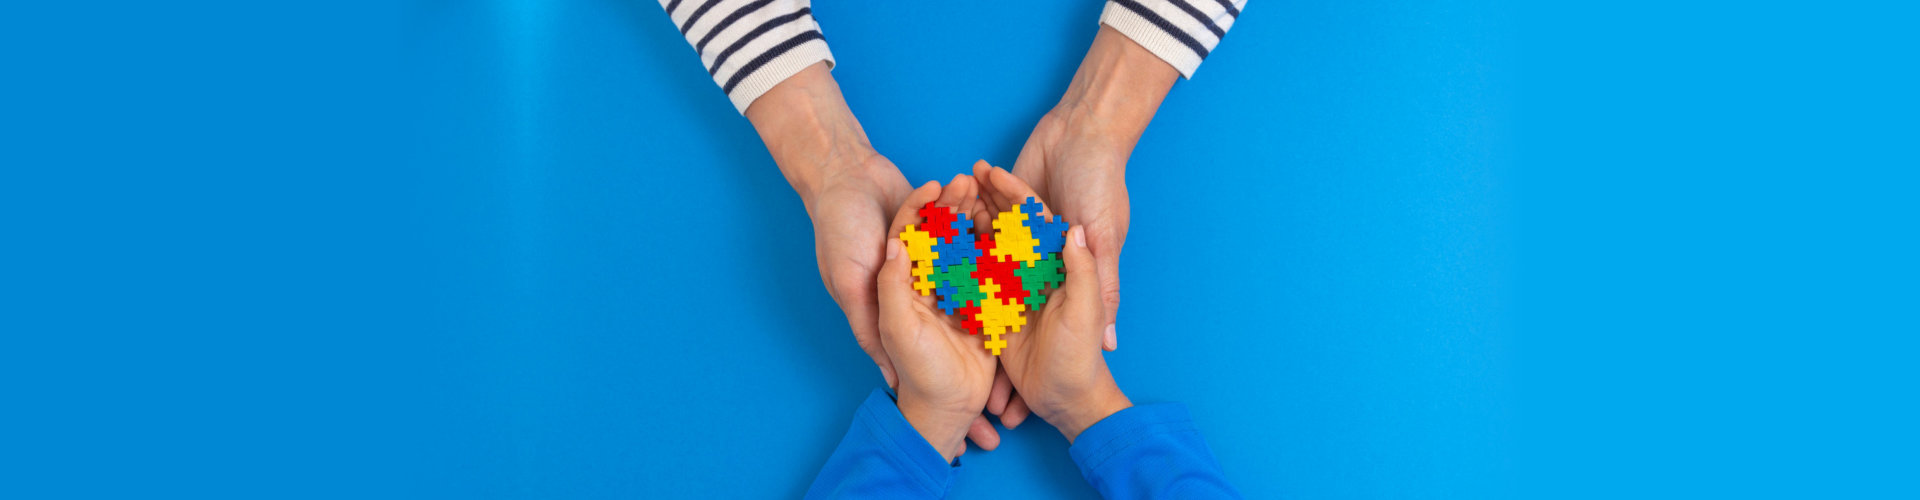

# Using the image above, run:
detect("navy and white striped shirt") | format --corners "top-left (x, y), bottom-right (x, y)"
top-left (658, 0), bottom-right (1247, 114)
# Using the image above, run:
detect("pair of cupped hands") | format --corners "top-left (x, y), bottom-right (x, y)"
top-left (868, 162), bottom-right (1131, 462)
top-left (771, 28), bottom-right (1178, 460)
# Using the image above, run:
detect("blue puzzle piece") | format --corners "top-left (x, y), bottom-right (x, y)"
top-left (1021, 197), bottom-right (1069, 255)
top-left (1026, 214), bottom-right (1068, 255)
top-left (1020, 197), bottom-right (1044, 217)
top-left (932, 214), bottom-right (982, 269)
top-left (935, 284), bottom-right (965, 314)
top-left (949, 213), bottom-right (974, 233)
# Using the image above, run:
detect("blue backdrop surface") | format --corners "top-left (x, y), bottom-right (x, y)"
top-left (399, 1), bottom-right (1513, 497)
top-left (10, 1), bottom-right (1918, 499)
top-left (4, 0), bottom-right (1512, 498)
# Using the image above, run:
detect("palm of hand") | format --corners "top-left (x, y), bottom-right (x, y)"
top-left (806, 157), bottom-right (912, 385)
top-left (997, 269), bottom-right (1107, 422)
top-left (970, 163), bottom-right (1115, 427)
top-left (885, 291), bottom-right (999, 421)
top-left (876, 177), bottom-right (1018, 456)
top-left (1009, 115), bottom-right (1129, 333)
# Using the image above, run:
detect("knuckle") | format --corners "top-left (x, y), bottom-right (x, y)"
top-left (1100, 282), bottom-right (1122, 308)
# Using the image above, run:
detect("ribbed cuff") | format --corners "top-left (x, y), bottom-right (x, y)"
top-left (852, 388), bottom-right (957, 496)
top-left (726, 42), bottom-right (834, 114)
top-left (1100, 1), bottom-right (1205, 78)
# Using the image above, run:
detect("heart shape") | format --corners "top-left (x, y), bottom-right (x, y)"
top-left (899, 197), bottom-right (1070, 355)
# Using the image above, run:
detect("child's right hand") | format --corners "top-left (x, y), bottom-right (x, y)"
top-left (877, 178), bottom-right (1003, 462)
top-left (974, 166), bottom-right (1134, 443)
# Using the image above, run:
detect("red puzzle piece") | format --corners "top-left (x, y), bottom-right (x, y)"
top-left (919, 202), bottom-right (958, 241)
top-left (956, 302), bottom-right (983, 335)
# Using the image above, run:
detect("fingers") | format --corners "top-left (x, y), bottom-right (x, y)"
top-left (1060, 225), bottom-right (1103, 318)
top-left (1001, 393), bottom-right (1031, 429)
top-left (1094, 247), bottom-right (1121, 352)
top-left (942, 172), bottom-right (991, 229)
top-left (1008, 129), bottom-right (1050, 199)
top-left (988, 369), bottom-right (1012, 415)
top-left (970, 161), bottom-right (1009, 214)
top-left (966, 414), bottom-right (1000, 451)
top-left (980, 165), bottom-right (1045, 217)
top-left (939, 173), bottom-right (976, 209)
top-left (1098, 227), bottom-right (1121, 350)
top-left (886, 181), bottom-right (945, 243)
top-left (855, 329), bottom-right (897, 389)
top-left (875, 238), bottom-right (913, 319)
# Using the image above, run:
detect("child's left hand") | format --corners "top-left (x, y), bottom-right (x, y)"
top-left (876, 177), bottom-right (1002, 462)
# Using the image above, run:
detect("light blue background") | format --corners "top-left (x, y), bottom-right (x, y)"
top-left (400, 1), bottom-right (1510, 497)
top-left (5, 0), bottom-right (1912, 499)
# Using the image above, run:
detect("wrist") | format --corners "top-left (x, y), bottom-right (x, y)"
top-left (896, 395), bottom-right (973, 463)
top-left (1048, 385), bottom-right (1134, 444)
top-left (745, 63), bottom-right (879, 207)
top-left (1049, 26), bottom-right (1180, 151)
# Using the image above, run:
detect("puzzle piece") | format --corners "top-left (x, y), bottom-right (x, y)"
top-left (977, 293), bottom-right (1027, 335)
top-left (935, 285), bottom-right (966, 314)
top-left (990, 206), bottom-right (1043, 266)
top-left (895, 198), bottom-right (1070, 355)
top-left (1021, 197), bottom-right (1045, 220)
top-left (972, 254), bottom-right (1023, 304)
top-left (1014, 255), bottom-right (1064, 306)
top-left (982, 334), bottom-right (1007, 355)
top-left (929, 261), bottom-right (981, 314)
top-left (932, 214), bottom-right (980, 270)
top-left (900, 225), bottom-right (940, 264)
top-left (1022, 204), bottom-right (1070, 256)
top-left (911, 260), bottom-right (937, 296)
top-left (918, 202), bottom-right (958, 241)
top-left (956, 302), bottom-right (983, 335)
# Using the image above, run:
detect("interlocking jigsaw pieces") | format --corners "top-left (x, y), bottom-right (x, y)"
top-left (894, 193), bottom-right (1071, 355)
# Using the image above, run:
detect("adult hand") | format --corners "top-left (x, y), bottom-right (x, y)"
top-left (973, 167), bottom-right (1133, 443)
top-left (747, 63), bottom-right (912, 388)
top-left (877, 180), bottom-right (1003, 462)
top-left (1006, 26), bottom-right (1180, 352)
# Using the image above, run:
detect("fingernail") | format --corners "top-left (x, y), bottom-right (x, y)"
top-left (1074, 227), bottom-right (1087, 248)
top-left (1104, 324), bottom-right (1117, 350)
top-left (887, 239), bottom-right (900, 260)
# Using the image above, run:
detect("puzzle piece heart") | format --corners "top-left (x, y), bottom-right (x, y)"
top-left (899, 197), bottom-right (1069, 355)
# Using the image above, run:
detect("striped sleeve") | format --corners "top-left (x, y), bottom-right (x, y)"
top-left (658, 0), bottom-right (834, 114)
top-left (1100, 0), bottom-right (1246, 78)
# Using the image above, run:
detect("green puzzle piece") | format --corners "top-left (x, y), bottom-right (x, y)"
top-left (931, 261), bottom-right (983, 301)
top-left (1015, 254), bottom-right (1064, 307)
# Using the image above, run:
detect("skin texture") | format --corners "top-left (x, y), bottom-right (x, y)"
top-left (746, 64), bottom-right (1003, 452)
top-left (974, 166), bottom-right (1133, 443)
top-left (744, 27), bottom-right (1178, 450)
top-left (985, 27), bottom-right (1178, 430)
top-left (876, 181), bottom-right (1003, 462)
top-left (1009, 26), bottom-right (1181, 352)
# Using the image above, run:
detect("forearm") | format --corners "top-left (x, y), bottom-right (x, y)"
top-left (896, 396), bottom-right (973, 463)
top-left (1051, 385), bottom-right (1134, 444)
top-left (1048, 27), bottom-right (1182, 155)
top-left (744, 63), bottom-right (879, 208)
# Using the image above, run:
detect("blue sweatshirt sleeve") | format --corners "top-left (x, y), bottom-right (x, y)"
top-left (1069, 403), bottom-right (1242, 499)
top-left (805, 389), bottom-right (959, 499)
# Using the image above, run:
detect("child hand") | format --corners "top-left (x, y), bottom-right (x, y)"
top-left (877, 179), bottom-right (1002, 461)
top-left (973, 165), bottom-right (1132, 443)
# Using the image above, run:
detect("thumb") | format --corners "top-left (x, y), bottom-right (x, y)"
top-left (1092, 241), bottom-right (1121, 351)
top-left (1059, 225), bottom-right (1101, 310)
top-left (876, 237), bottom-right (912, 316)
